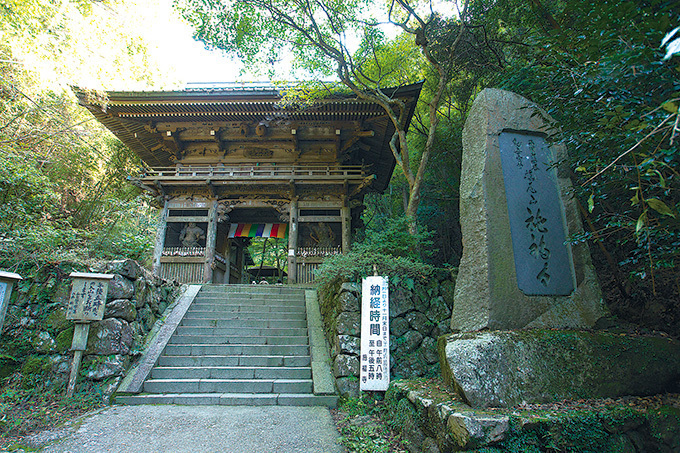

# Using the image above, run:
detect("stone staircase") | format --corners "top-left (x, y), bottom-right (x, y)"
top-left (116, 285), bottom-right (336, 406)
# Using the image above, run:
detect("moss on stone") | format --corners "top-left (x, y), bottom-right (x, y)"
top-left (45, 309), bottom-right (71, 333)
top-left (20, 355), bottom-right (51, 375)
top-left (440, 330), bottom-right (680, 407)
top-left (55, 326), bottom-right (74, 352)
top-left (386, 379), bottom-right (680, 453)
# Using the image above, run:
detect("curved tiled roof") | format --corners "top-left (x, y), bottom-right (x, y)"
top-left (73, 82), bottom-right (422, 192)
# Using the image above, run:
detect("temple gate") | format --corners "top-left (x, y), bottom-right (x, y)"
top-left (75, 83), bottom-right (421, 284)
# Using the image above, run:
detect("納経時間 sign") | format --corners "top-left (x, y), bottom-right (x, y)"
top-left (360, 276), bottom-right (390, 391)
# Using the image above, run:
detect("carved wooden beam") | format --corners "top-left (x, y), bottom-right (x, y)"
top-left (163, 129), bottom-right (186, 160)
top-left (154, 180), bottom-right (166, 197)
top-left (349, 174), bottom-right (376, 197)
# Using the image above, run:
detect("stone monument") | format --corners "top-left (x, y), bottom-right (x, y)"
top-left (452, 88), bottom-right (606, 331)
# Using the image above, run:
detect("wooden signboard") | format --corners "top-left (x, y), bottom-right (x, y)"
top-left (66, 272), bottom-right (114, 321)
top-left (0, 271), bottom-right (22, 332)
top-left (65, 272), bottom-right (113, 396)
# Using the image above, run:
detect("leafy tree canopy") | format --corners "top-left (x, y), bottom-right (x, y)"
top-left (0, 0), bottom-right (177, 270)
top-left (492, 0), bottom-right (679, 331)
top-left (176, 0), bottom-right (509, 234)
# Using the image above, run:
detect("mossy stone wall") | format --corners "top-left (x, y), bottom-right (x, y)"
top-left (383, 380), bottom-right (680, 453)
top-left (0, 260), bottom-right (181, 400)
top-left (318, 268), bottom-right (456, 398)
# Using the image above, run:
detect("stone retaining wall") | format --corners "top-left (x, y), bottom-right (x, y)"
top-left (1, 260), bottom-right (181, 400)
top-left (320, 269), bottom-right (456, 399)
top-left (384, 380), bottom-right (680, 453)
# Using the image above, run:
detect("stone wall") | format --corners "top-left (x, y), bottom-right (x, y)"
top-left (320, 269), bottom-right (456, 399)
top-left (384, 380), bottom-right (680, 453)
top-left (0, 260), bottom-right (181, 400)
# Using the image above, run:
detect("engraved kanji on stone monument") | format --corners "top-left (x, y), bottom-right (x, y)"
top-left (499, 132), bottom-right (575, 296)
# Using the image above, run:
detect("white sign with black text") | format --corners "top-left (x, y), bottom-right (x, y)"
top-left (360, 276), bottom-right (390, 391)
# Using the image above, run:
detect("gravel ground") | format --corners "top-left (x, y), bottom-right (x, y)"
top-left (11, 405), bottom-right (346, 453)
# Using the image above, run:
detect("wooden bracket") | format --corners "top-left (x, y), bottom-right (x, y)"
top-left (350, 174), bottom-right (376, 197)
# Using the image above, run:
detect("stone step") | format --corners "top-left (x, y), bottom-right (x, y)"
top-left (179, 318), bottom-right (307, 329)
top-left (143, 378), bottom-right (313, 394)
top-left (196, 295), bottom-right (294, 300)
top-left (183, 311), bottom-right (305, 321)
top-left (198, 288), bottom-right (305, 299)
top-left (188, 303), bottom-right (307, 313)
top-left (151, 366), bottom-right (311, 380)
top-left (163, 344), bottom-right (310, 357)
top-left (201, 284), bottom-right (305, 291)
top-left (168, 335), bottom-right (309, 346)
top-left (174, 326), bottom-right (309, 337)
top-left (158, 355), bottom-right (311, 368)
top-left (116, 393), bottom-right (337, 407)
top-left (118, 285), bottom-right (333, 408)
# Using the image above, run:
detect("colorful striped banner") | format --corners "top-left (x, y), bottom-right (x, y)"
top-left (228, 223), bottom-right (288, 239)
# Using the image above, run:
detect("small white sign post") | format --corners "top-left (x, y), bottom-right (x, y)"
top-left (0, 271), bottom-right (23, 333)
top-left (360, 275), bottom-right (390, 391)
top-left (65, 272), bottom-right (114, 397)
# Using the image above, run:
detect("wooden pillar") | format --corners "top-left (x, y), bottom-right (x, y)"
top-left (238, 243), bottom-right (246, 283)
top-left (152, 201), bottom-right (169, 276)
top-left (341, 196), bottom-right (351, 253)
top-left (224, 239), bottom-right (231, 284)
top-left (203, 200), bottom-right (218, 283)
top-left (287, 198), bottom-right (299, 284)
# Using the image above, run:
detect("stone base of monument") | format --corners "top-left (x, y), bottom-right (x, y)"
top-left (438, 330), bottom-right (680, 409)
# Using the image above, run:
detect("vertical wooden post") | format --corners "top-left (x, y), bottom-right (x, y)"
top-left (66, 322), bottom-right (90, 397)
top-left (341, 195), bottom-right (351, 253)
top-left (203, 200), bottom-right (218, 283)
top-left (287, 197), bottom-right (299, 284)
top-left (238, 242), bottom-right (246, 283)
top-left (224, 239), bottom-right (232, 284)
top-left (152, 201), bottom-right (169, 276)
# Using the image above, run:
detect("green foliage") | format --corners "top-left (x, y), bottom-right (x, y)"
top-left (0, 374), bottom-right (105, 443)
top-left (353, 216), bottom-right (434, 260)
top-left (1, 0), bottom-right (171, 90)
top-left (339, 395), bottom-right (372, 418)
top-left (338, 424), bottom-right (391, 453)
top-left (493, 0), bottom-right (679, 323)
top-left (337, 395), bottom-right (407, 453)
top-left (0, 0), bottom-right (174, 271)
top-left (247, 237), bottom-right (287, 281)
top-left (314, 250), bottom-right (434, 300)
top-left (0, 46), bottom-right (157, 268)
top-left (176, 0), bottom-right (373, 78)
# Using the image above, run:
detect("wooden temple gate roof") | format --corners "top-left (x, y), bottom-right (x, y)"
top-left (73, 82), bottom-right (422, 195)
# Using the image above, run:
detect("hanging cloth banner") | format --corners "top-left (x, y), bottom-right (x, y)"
top-left (228, 223), bottom-right (289, 239)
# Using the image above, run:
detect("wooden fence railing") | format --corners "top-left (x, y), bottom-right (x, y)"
top-left (162, 247), bottom-right (205, 257)
top-left (140, 164), bottom-right (366, 181)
